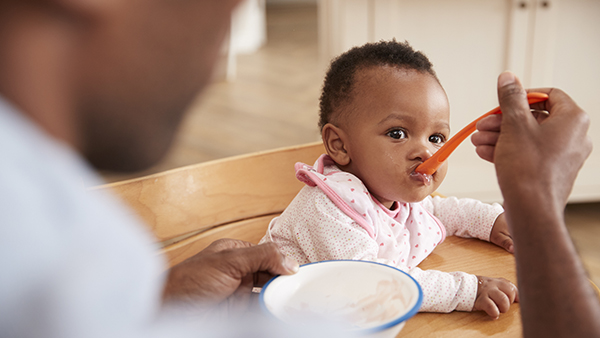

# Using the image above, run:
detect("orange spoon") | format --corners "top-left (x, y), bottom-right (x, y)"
top-left (414, 92), bottom-right (549, 176)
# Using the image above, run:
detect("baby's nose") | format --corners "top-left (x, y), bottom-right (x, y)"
top-left (410, 143), bottom-right (434, 162)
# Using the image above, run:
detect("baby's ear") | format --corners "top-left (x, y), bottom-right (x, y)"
top-left (322, 123), bottom-right (350, 166)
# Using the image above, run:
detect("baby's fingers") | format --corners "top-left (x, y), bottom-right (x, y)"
top-left (498, 280), bottom-right (519, 304)
top-left (489, 289), bottom-right (512, 314)
top-left (475, 297), bottom-right (500, 319)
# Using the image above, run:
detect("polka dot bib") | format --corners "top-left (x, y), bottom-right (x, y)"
top-left (295, 154), bottom-right (446, 269)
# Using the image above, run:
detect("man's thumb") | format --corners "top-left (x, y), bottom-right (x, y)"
top-left (497, 71), bottom-right (531, 123)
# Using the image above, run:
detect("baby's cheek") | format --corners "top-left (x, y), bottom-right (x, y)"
top-left (434, 163), bottom-right (449, 182)
top-left (428, 168), bottom-right (447, 195)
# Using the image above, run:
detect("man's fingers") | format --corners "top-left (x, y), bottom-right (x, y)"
top-left (254, 271), bottom-right (277, 287)
top-left (476, 114), bottom-right (502, 133)
top-left (497, 71), bottom-right (532, 124)
top-left (531, 110), bottom-right (550, 124)
top-left (525, 87), bottom-right (553, 110)
top-left (222, 242), bottom-right (299, 280)
top-left (204, 238), bottom-right (255, 254)
top-left (472, 124), bottom-right (500, 163)
top-left (471, 130), bottom-right (500, 147)
top-left (474, 145), bottom-right (495, 163)
top-left (527, 88), bottom-right (588, 135)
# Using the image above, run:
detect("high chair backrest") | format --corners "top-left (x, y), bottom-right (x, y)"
top-left (95, 142), bottom-right (326, 268)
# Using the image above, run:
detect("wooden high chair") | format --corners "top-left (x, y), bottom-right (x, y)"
top-left (97, 141), bottom-right (522, 337)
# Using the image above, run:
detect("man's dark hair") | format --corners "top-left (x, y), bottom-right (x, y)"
top-left (318, 40), bottom-right (439, 131)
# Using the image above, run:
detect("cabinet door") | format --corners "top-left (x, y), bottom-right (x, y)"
top-left (318, 0), bottom-right (372, 65)
top-left (529, 0), bottom-right (600, 201)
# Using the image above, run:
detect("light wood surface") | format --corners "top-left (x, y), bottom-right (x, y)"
top-left (403, 236), bottom-right (520, 337)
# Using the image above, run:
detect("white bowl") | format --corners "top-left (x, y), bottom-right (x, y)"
top-left (259, 260), bottom-right (422, 337)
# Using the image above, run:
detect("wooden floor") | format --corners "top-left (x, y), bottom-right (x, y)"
top-left (103, 4), bottom-right (600, 287)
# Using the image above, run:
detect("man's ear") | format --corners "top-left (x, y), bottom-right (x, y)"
top-left (322, 123), bottom-right (350, 166)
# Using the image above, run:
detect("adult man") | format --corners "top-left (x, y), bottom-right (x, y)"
top-left (0, 1), bottom-right (299, 337)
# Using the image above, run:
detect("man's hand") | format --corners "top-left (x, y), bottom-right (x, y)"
top-left (162, 239), bottom-right (298, 311)
top-left (471, 71), bottom-right (592, 208)
top-left (471, 72), bottom-right (600, 337)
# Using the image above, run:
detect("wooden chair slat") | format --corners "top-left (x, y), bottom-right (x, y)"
top-left (97, 142), bottom-right (325, 241)
top-left (160, 214), bottom-right (276, 267)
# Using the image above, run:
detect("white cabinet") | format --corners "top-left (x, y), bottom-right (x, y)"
top-left (319, 0), bottom-right (600, 203)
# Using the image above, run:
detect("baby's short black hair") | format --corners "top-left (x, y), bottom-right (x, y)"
top-left (318, 40), bottom-right (439, 131)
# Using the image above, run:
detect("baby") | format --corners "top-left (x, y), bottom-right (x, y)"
top-left (260, 40), bottom-right (517, 318)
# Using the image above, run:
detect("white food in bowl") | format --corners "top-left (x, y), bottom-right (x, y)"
top-left (260, 260), bottom-right (422, 337)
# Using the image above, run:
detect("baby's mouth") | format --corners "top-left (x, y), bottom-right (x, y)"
top-left (409, 165), bottom-right (433, 186)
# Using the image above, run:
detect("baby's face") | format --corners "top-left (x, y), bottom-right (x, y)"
top-left (338, 66), bottom-right (450, 207)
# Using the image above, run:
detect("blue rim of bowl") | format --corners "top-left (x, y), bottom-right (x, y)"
top-left (258, 259), bottom-right (423, 334)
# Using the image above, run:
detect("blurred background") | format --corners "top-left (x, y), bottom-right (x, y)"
top-left (103, 0), bottom-right (599, 285)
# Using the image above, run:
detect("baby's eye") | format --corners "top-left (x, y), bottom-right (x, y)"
top-left (387, 129), bottom-right (407, 140)
top-left (429, 134), bottom-right (445, 144)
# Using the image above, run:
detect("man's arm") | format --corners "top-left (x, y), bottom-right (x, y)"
top-left (472, 71), bottom-right (600, 337)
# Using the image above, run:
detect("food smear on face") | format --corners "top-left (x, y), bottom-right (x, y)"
top-left (281, 279), bottom-right (409, 330)
top-left (410, 171), bottom-right (432, 186)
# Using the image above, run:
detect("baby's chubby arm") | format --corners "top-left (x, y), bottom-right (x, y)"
top-left (423, 196), bottom-right (511, 249)
top-left (425, 195), bottom-right (514, 253)
top-left (411, 268), bottom-right (518, 317)
top-left (409, 268), bottom-right (478, 312)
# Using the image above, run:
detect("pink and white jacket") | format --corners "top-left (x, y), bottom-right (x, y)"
top-left (260, 154), bottom-right (504, 313)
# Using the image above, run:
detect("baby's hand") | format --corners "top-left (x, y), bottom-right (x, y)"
top-left (473, 276), bottom-right (519, 319)
top-left (490, 213), bottom-right (514, 253)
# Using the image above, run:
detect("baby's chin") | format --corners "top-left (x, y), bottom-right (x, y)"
top-left (396, 190), bottom-right (435, 204)
top-left (373, 180), bottom-right (442, 206)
